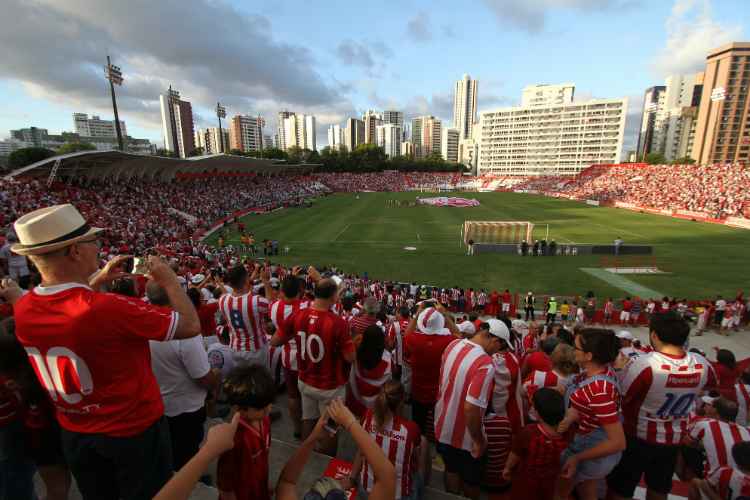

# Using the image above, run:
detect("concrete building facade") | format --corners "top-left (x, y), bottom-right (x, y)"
top-left (521, 83), bottom-right (575, 108)
top-left (363, 110), bottom-right (383, 145)
top-left (692, 42), bottom-right (750, 165)
top-left (376, 124), bottom-right (402, 158)
top-left (441, 127), bottom-right (459, 162)
top-left (327, 124), bottom-right (344, 150)
top-left (382, 110), bottom-right (404, 127)
top-left (229, 115), bottom-right (264, 153)
top-left (345, 118), bottom-right (365, 151)
top-left (411, 116), bottom-right (441, 159)
top-left (477, 93), bottom-right (627, 175)
top-left (195, 127), bottom-right (229, 155)
top-left (73, 113), bottom-right (127, 138)
top-left (159, 88), bottom-right (195, 158)
top-left (453, 74), bottom-right (478, 141)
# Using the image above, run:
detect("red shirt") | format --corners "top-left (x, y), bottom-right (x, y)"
top-left (524, 351), bottom-right (552, 374)
top-left (198, 301), bottom-right (219, 337)
top-left (501, 292), bottom-right (511, 304)
top-left (712, 362), bottom-right (738, 399)
top-left (217, 416), bottom-right (271, 500)
top-left (14, 284), bottom-right (177, 436)
top-left (404, 331), bottom-right (455, 404)
top-left (568, 369), bottom-right (621, 435)
top-left (510, 423), bottom-right (569, 499)
top-left (281, 308), bottom-right (354, 390)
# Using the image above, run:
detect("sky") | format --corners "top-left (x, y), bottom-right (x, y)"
top-left (0, 0), bottom-right (747, 154)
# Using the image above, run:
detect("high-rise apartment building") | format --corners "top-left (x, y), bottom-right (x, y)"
top-left (521, 83), bottom-right (575, 108)
top-left (636, 86), bottom-right (667, 159)
top-left (229, 115), bottom-right (264, 153)
top-left (411, 116), bottom-right (442, 159)
top-left (692, 42), bottom-right (750, 165)
top-left (453, 74), bottom-right (478, 141)
top-left (363, 110), bottom-right (383, 145)
top-left (477, 86), bottom-right (627, 175)
top-left (382, 110), bottom-right (404, 127)
top-left (278, 112), bottom-right (316, 151)
top-left (10, 127), bottom-right (49, 147)
top-left (441, 128), bottom-right (460, 162)
top-left (327, 124), bottom-right (344, 150)
top-left (263, 135), bottom-right (273, 149)
top-left (345, 118), bottom-right (365, 151)
top-left (401, 141), bottom-right (414, 157)
top-left (661, 73), bottom-right (704, 161)
top-left (376, 124), bottom-right (402, 158)
top-left (73, 113), bottom-right (127, 138)
top-left (159, 87), bottom-right (195, 158)
top-left (194, 127), bottom-right (229, 155)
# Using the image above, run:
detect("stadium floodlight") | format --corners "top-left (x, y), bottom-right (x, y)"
top-left (104, 56), bottom-right (125, 151)
top-left (216, 102), bottom-right (226, 153)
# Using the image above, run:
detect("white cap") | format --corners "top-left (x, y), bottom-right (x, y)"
top-left (417, 307), bottom-right (446, 335)
top-left (616, 330), bottom-right (634, 341)
top-left (458, 321), bottom-right (476, 336)
top-left (191, 274), bottom-right (205, 285)
top-left (701, 395), bottom-right (717, 405)
top-left (485, 319), bottom-right (510, 343)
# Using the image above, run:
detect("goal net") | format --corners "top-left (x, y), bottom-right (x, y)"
top-left (462, 221), bottom-right (534, 245)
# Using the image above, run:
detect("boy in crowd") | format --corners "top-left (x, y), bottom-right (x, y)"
top-left (217, 365), bottom-right (276, 500)
top-left (502, 388), bottom-right (569, 500)
top-left (691, 442), bottom-right (750, 500)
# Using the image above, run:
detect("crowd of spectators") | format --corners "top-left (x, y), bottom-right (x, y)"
top-left (515, 163), bottom-right (750, 219)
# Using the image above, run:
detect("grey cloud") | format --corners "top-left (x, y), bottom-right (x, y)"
top-left (481, 0), bottom-right (638, 33)
top-left (0, 0), bottom-right (351, 137)
top-left (406, 12), bottom-right (433, 42)
top-left (336, 40), bottom-right (376, 69)
top-left (441, 25), bottom-right (457, 39)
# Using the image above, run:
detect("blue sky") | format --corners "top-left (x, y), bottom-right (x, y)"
top-left (0, 0), bottom-right (747, 152)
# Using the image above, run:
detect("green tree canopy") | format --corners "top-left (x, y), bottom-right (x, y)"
top-left (57, 142), bottom-right (96, 155)
top-left (644, 152), bottom-right (667, 165)
top-left (671, 156), bottom-right (696, 165)
top-left (8, 147), bottom-right (56, 168)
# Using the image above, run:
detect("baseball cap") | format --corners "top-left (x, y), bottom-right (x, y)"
top-left (417, 307), bottom-right (446, 335)
top-left (269, 277), bottom-right (280, 289)
top-left (457, 320), bottom-right (476, 336)
top-left (485, 319), bottom-right (510, 343)
top-left (701, 395), bottom-right (717, 405)
top-left (615, 330), bottom-right (634, 341)
top-left (190, 273), bottom-right (205, 285)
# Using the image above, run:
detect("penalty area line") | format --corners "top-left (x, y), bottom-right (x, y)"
top-left (333, 223), bottom-right (351, 242)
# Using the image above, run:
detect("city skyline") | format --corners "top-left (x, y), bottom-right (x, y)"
top-left (0, 0), bottom-right (747, 153)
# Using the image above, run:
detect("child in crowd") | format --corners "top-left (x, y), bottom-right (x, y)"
top-left (482, 409), bottom-right (513, 499)
top-left (217, 365), bottom-right (276, 500)
top-left (691, 442), bottom-right (750, 499)
top-left (503, 388), bottom-right (569, 500)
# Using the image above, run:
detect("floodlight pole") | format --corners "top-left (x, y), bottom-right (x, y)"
top-left (105, 56), bottom-right (124, 151)
top-left (216, 102), bottom-right (226, 153)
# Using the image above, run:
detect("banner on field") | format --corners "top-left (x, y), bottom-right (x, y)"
top-left (418, 196), bottom-right (480, 207)
top-left (586, 199), bottom-right (600, 206)
top-left (725, 217), bottom-right (750, 230)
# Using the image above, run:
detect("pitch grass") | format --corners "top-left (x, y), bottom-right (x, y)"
top-left (204, 192), bottom-right (750, 299)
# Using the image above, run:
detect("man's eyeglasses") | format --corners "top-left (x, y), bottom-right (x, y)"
top-left (77, 238), bottom-right (101, 249)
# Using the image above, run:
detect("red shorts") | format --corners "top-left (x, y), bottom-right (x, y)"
top-left (284, 368), bottom-right (300, 399)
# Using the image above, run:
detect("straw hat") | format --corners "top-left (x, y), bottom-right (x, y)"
top-left (12, 204), bottom-right (103, 256)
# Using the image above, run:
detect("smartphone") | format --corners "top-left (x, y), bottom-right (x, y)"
top-left (122, 257), bottom-right (135, 274)
top-left (324, 417), bottom-right (338, 435)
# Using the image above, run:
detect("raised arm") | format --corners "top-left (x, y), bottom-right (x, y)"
top-left (148, 256), bottom-right (201, 339)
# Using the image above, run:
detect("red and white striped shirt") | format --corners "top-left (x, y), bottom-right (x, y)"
top-left (347, 351), bottom-right (392, 417)
top-left (619, 351), bottom-right (717, 445)
top-left (688, 418), bottom-right (750, 475)
top-left (524, 369), bottom-right (571, 401)
top-left (568, 369), bottom-right (621, 435)
top-left (269, 298), bottom-right (308, 371)
top-left (735, 382), bottom-right (750, 427)
top-left (218, 293), bottom-right (269, 353)
top-left (434, 339), bottom-right (495, 452)
top-left (707, 466), bottom-right (750, 500)
top-left (482, 414), bottom-right (513, 489)
top-left (492, 351), bottom-right (524, 431)
top-left (387, 319), bottom-right (410, 368)
top-left (360, 410), bottom-right (421, 500)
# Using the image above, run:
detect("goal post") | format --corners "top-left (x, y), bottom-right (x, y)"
top-left (462, 221), bottom-right (535, 245)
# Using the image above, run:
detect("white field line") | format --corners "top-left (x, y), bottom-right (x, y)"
top-left (332, 223), bottom-right (351, 242)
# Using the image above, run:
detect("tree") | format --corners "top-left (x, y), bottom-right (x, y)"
top-left (287, 146), bottom-right (303, 163)
top-left (188, 147), bottom-right (205, 157)
top-left (229, 148), bottom-right (244, 156)
top-left (262, 147), bottom-right (288, 160)
top-left (8, 147), bottom-right (56, 168)
top-left (154, 149), bottom-right (178, 158)
top-left (56, 142), bottom-right (96, 155)
top-left (671, 156), bottom-right (695, 165)
top-left (644, 152), bottom-right (667, 165)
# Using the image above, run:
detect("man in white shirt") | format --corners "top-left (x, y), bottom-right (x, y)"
top-left (147, 282), bottom-right (218, 470)
top-left (714, 296), bottom-right (727, 327)
top-left (0, 234), bottom-right (29, 281)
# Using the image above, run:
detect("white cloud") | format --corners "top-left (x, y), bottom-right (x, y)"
top-left (650, 0), bottom-right (743, 77)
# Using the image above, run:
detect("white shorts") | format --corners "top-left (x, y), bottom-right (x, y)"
top-left (298, 380), bottom-right (346, 420)
top-left (620, 311), bottom-right (630, 322)
top-left (502, 303), bottom-right (511, 312)
top-left (721, 317), bottom-right (732, 328)
top-left (232, 346), bottom-right (269, 369)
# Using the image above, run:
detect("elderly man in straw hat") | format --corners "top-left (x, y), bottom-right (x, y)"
top-left (6, 204), bottom-right (201, 500)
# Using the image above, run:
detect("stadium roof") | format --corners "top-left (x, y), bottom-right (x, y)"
top-left (4, 150), bottom-right (317, 181)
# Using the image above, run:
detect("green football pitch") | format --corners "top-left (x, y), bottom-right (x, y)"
top-left (204, 191), bottom-right (750, 299)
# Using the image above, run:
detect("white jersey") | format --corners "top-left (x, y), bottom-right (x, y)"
top-left (217, 293), bottom-right (269, 353)
top-left (269, 299), bottom-right (308, 371)
top-left (619, 350), bottom-right (717, 445)
top-left (735, 382), bottom-right (750, 427)
top-left (434, 339), bottom-right (495, 452)
top-left (688, 418), bottom-right (750, 474)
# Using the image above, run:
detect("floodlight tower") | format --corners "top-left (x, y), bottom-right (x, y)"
top-left (105, 56), bottom-right (124, 151)
top-left (216, 102), bottom-right (226, 153)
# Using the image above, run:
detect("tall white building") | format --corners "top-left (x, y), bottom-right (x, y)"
top-left (159, 87), bottom-right (195, 158)
top-left (411, 116), bottom-right (441, 159)
top-left (280, 113), bottom-right (316, 151)
top-left (478, 89), bottom-right (627, 175)
top-left (327, 124), bottom-right (344, 150)
top-left (441, 128), bottom-right (460, 162)
top-left (521, 83), bottom-right (575, 108)
top-left (376, 124), bottom-right (402, 158)
top-left (73, 113), bottom-right (127, 138)
top-left (382, 110), bottom-right (404, 127)
top-left (194, 127), bottom-right (229, 154)
top-left (345, 118), bottom-right (365, 151)
top-left (276, 111), bottom-right (294, 151)
top-left (363, 110), bottom-right (383, 145)
top-left (453, 74), bottom-right (478, 141)
top-left (229, 115), bottom-right (264, 153)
